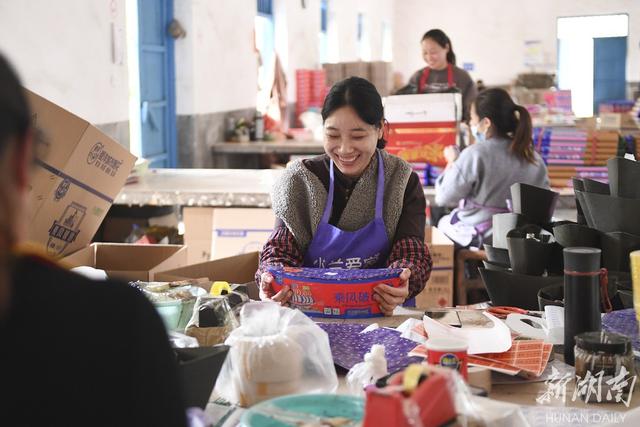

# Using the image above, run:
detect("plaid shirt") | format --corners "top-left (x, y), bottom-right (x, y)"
top-left (255, 226), bottom-right (433, 300)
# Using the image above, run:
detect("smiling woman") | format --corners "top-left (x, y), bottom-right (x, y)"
top-left (255, 77), bottom-right (433, 316)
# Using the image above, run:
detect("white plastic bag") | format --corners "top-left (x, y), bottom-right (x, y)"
top-left (346, 344), bottom-right (388, 395)
top-left (213, 302), bottom-right (338, 407)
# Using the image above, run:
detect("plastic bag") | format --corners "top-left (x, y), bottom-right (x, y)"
top-left (214, 302), bottom-right (338, 407)
top-left (346, 344), bottom-right (388, 395)
top-left (185, 296), bottom-right (239, 347)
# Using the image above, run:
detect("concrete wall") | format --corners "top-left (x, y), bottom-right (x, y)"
top-left (0, 0), bottom-right (130, 147)
top-left (393, 0), bottom-right (640, 87)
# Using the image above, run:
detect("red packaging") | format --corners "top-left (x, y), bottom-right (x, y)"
top-left (385, 122), bottom-right (458, 167)
top-left (363, 366), bottom-right (457, 427)
top-left (425, 337), bottom-right (468, 380)
top-left (268, 266), bottom-right (403, 319)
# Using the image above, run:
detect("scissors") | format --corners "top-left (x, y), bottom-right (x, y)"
top-left (486, 306), bottom-right (541, 319)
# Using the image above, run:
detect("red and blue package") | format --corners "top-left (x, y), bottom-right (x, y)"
top-left (268, 266), bottom-right (403, 319)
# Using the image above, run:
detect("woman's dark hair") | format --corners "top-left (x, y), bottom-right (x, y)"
top-left (321, 76), bottom-right (387, 149)
top-left (422, 29), bottom-right (456, 65)
top-left (0, 53), bottom-right (30, 154)
top-left (474, 88), bottom-right (536, 164)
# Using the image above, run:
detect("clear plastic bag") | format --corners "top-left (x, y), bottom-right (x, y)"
top-left (214, 302), bottom-right (338, 407)
top-left (185, 296), bottom-right (239, 347)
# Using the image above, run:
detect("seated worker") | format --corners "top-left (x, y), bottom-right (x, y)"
top-left (406, 29), bottom-right (477, 122)
top-left (256, 77), bottom-right (433, 315)
top-left (435, 88), bottom-right (549, 248)
top-left (0, 53), bottom-right (187, 427)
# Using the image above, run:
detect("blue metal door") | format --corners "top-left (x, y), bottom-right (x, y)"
top-left (593, 37), bottom-right (627, 114)
top-left (138, 0), bottom-right (177, 168)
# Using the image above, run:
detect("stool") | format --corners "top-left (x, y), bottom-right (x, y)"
top-left (454, 249), bottom-right (487, 306)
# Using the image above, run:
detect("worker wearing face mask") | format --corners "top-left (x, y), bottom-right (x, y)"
top-left (434, 88), bottom-right (549, 248)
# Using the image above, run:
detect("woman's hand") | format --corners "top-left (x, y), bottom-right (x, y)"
top-left (259, 272), bottom-right (292, 305)
top-left (443, 145), bottom-right (459, 164)
top-left (373, 268), bottom-right (411, 316)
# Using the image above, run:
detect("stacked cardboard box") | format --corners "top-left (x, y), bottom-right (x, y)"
top-left (384, 93), bottom-right (461, 182)
top-left (183, 207), bottom-right (275, 265)
top-left (404, 227), bottom-right (454, 309)
top-left (322, 61), bottom-right (393, 96)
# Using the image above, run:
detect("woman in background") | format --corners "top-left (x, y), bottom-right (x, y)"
top-left (435, 88), bottom-right (549, 248)
top-left (407, 29), bottom-right (477, 122)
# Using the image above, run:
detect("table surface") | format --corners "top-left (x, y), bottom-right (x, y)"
top-left (330, 309), bottom-right (640, 414)
top-left (116, 168), bottom-right (576, 207)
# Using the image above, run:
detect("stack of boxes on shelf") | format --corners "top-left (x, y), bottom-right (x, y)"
top-left (534, 127), bottom-right (621, 188)
top-left (322, 61), bottom-right (393, 96)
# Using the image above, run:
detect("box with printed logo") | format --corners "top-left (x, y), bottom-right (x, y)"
top-left (183, 207), bottom-right (275, 265)
top-left (25, 89), bottom-right (136, 258)
top-left (404, 226), bottom-right (454, 309)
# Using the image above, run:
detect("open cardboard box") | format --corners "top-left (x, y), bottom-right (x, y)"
top-left (25, 88), bottom-right (136, 258)
top-left (61, 243), bottom-right (188, 282)
top-left (156, 251), bottom-right (260, 300)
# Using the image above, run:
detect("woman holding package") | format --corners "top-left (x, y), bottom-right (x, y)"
top-left (435, 88), bottom-right (549, 248)
top-left (407, 29), bottom-right (477, 122)
top-left (256, 77), bottom-right (433, 315)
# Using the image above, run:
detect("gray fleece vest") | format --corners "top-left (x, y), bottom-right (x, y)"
top-left (271, 150), bottom-right (413, 252)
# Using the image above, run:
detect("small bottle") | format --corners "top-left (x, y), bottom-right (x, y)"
top-left (254, 110), bottom-right (264, 141)
top-left (564, 247), bottom-right (602, 365)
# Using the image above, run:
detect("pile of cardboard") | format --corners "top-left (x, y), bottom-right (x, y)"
top-left (322, 61), bottom-right (393, 96)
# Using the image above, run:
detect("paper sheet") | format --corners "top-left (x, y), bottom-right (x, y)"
top-left (422, 311), bottom-right (512, 354)
top-left (544, 305), bottom-right (565, 345)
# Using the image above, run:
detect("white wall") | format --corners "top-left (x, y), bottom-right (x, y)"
top-left (174, 0), bottom-right (258, 116)
top-left (393, 0), bottom-right (640, 86)
top-left (0, 0), bottom-right (129, 125)
top-left (330, 0), bottom-right (394, 63)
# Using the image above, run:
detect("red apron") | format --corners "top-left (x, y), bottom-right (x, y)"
top-left (418, 63), bottom-right (455, 93)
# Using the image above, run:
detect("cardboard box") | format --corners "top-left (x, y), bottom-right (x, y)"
top-left (61, 243), bottom-right (188, 282)
top-left (406, 227), bottom-right (455, 309)
top-left (369, 61), bottom-right (393, 96)
top-left (156, 252), bottom-right (260, 300)
top-left (343, 61), bottom-right (370, 80)
top-left (25, 89), bottom-right (136, 258)
top-left (322, 63), bottom-right (345, 87)
top-left (385, 93), bottom-right (462, 123)
top-left (183, 208), bottom-right (274, 264)
top-left (384, 94), bottom-right (461, 167)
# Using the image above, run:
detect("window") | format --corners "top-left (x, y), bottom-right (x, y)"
top-left (357, 13), bottom-right (371, 61)
top-left (381, 21), bottom-right (392, 62)
top-left (557, 14), bottom-right (629, 117)
top-left (319, 0), bottom-right (328, 64)
top-left (255, 0), bottom-right (275, 111)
